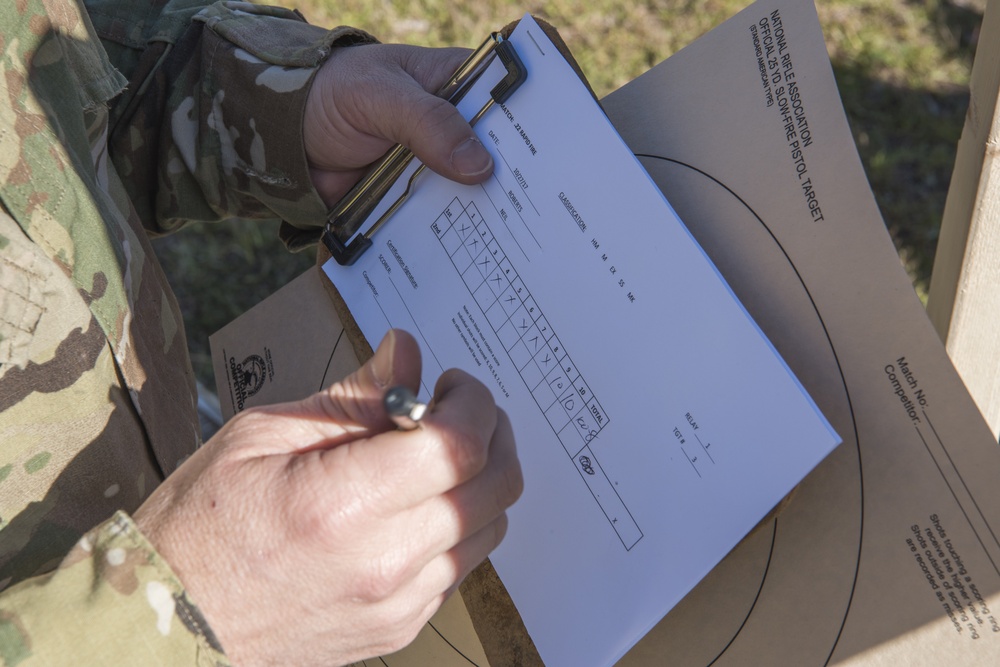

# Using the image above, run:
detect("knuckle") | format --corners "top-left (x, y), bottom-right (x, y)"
top-left (294, 492), bottom-right (343, 543)
top-left (228, 404), bottom-right (269, 430)
top-left (355, 553), bottom-right (410, 604)
top-left (492, 513), bottom-right (510, 549)
top-left (359, 603), bottom-right (427, 658)
top-left (492, 409), bottom-right (523, 507)
top-left (217, 407), bottom-right (273, 453)
top-left (484, 465), bottom-right (522, 527)
top-left (411, 96), bottom-right (458, 137)
top-left (380, 617), bottom-right (426, 657)
top-left (439, 367), bottom-right (486, 393)
top-left (502, 458), bottom-right (525, 507)
top-left (439, 423), bottom-right (490, 480)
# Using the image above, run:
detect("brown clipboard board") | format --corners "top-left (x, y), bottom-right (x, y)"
top-left (313, 16), bottom-right (598, 666)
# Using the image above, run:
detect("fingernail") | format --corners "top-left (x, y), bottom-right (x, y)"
top-left (371, 330), bottom-right (396, 389)
top-left (450, 138), bottom-right (493, 177)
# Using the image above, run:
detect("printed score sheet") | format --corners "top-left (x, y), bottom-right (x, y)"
top-left (323, 14), bottom-right (840, 667)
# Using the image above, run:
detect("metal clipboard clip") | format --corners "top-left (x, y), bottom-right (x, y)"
top-left (321, 33), bottom-right (528, 266)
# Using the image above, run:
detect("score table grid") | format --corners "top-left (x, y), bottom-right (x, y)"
top-left (431, 196), bottom-right (642, 550)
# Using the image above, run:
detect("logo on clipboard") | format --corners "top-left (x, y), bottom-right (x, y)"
top-left (227, 348), bottom-right (274, 413)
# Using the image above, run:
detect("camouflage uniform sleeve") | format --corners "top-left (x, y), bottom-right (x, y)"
top-left (0, 512), bottom-right (230, 666)
top-left (95, 0), bottom-right (376, 249)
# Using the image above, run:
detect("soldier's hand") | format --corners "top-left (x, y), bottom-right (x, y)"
top-left (303, 43), bottom-right (494, 206)
top-left (133, 330), bottom-right (522, 667)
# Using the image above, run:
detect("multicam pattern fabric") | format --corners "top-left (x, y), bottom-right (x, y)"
top-left (0, 1), bottom-right (371, 662)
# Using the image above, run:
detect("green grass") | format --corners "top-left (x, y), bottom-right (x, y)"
top-left (153, 0), bottom-right (987, 392)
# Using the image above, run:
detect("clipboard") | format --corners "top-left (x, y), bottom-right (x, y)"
top-left (312, 17), bottom-right (597, 666)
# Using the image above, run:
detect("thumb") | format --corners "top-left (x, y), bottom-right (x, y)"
top-left (379, 47), bottom-right (493, 184)
top-left (236, 330), bottom-right (423, 455)
top-left (400, 101), bottom-right (495, 184)
top-left (364, 46), bottom-right (495, 183)
top-left (309, 328), bottom-right (422, 437)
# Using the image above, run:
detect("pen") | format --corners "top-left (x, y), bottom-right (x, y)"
top-left (383, 386), bottom-right (428, 430)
